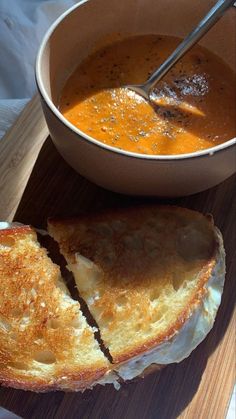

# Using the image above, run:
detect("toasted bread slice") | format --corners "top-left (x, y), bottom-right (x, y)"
top-left (0, 226), bottom-right (115, 391)
top-left (48, 206), bottom-right (225, 380)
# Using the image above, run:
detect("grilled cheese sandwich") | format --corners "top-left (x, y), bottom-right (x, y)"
top-left (48, 205), bottom-right (225, 380)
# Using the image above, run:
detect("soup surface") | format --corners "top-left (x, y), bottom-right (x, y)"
top-left (60, 35), bottom-right (236, 155)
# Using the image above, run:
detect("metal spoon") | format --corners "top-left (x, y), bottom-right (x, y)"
top-left (127, 0), bottom-right (235, 101)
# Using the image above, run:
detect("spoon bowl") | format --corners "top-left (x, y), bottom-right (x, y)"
top-left (127, 0), bottom-right (235, 101)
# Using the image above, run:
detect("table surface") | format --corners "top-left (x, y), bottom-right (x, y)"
top-left (0, 96), bottom-right (235, 419)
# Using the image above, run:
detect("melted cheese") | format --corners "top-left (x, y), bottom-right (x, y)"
top-left (70, 253), bottom-right (103, 293)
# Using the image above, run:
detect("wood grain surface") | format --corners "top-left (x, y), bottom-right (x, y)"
top-left (0, 95), bottom-right (48, 221)
top-left (0, 98), bottom-right (235, 419)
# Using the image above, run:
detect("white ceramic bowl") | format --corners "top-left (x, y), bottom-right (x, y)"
top-left (36, 0), bottom-right (236, 197)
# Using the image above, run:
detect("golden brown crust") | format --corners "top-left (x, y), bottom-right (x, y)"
top-left (0, 226), bottom-right (110, 391)
top-left (0, 366), bottom-right (109, 392)
top-left (48, 205), bottom-right (219, 365)
top-left (0, 225), bottom-right (32, 236)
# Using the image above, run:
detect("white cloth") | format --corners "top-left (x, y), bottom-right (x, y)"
top-left (0, 0), bottom-right (77, 138)
top-left (0, 1), bottom-right (235, 417)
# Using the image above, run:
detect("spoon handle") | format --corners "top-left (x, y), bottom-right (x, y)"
top-left (145, 0), bottom-right (235, 93)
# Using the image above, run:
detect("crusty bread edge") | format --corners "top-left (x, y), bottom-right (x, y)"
top-left (0, 225), bottom-right (33, 236)
top-left (0, 367), bottom-right (114, 393)
top-left (48, 204), bottom-right (211, 233)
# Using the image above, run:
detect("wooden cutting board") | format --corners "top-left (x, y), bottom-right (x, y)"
top-left (0, 96), bottom-right (235, 419)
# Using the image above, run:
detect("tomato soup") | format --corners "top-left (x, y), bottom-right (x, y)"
top-left (60, 35), bottom-right (236, 155)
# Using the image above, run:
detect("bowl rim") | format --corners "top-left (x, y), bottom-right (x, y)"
top-left (35, 0), bottom-right (236, 162)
